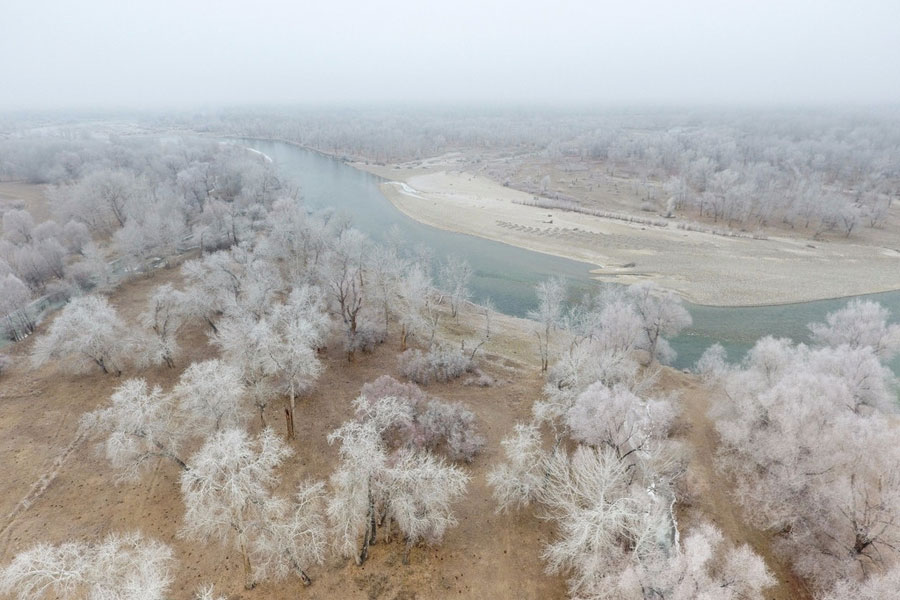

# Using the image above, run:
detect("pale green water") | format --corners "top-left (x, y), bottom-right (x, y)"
top-left (238, 139), bottom-right (900, 374)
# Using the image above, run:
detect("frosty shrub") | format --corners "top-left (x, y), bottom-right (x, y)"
top-left (358, 375), bottom-right (484, 462)
top-left (344, 322), bottom-right (385, 356)
top-left (397, 345), bottom-right (473, 385)
top-left (462, 371), bottom-right (496, 387)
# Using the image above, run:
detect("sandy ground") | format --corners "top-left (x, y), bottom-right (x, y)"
top-left (359, 165), bottom-right (900, 307)
top-left (0, 182), bottom-right (52, 222)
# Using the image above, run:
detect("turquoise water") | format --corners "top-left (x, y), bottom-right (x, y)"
top-left (238, 139), bottom-right (900, 374)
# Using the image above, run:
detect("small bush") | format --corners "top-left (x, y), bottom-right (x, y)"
top-left (345, 324), bottom-right (385, 355)
top-left (358, 375), bottom-right (484, 462)
top-left (463, 371), bottom-right (496, 387)
top-left (398, 346), bottom-right (473, 385)
top-left (419, 400), bottom-right (485, 462)
top-left (0, 354), bottom-right (11, 376)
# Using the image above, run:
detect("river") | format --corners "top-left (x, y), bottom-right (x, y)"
top-left (236, 139), bottom-right (900, 374)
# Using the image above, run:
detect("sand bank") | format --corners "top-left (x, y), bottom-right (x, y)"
top-left (367, 168), bottom-right (900, 306)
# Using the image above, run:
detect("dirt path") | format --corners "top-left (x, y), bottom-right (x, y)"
top-left (670, 371), bottom-right (813, 600)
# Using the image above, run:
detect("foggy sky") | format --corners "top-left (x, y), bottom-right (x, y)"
top-left (2, 0), bottom-right (899, 110)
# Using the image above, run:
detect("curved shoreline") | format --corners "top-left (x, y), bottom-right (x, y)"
top-left (373, 172), bottom-right (900, 308)
top-left (209, 134), bottom-right (900, 309)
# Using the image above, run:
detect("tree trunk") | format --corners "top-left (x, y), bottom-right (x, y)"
top-left (289, 384), bottom-right (296, 439)
top-left (357, 491), bottom-right (376, 565)
top-left (402, 538), bottom-right (413, 565)
top-left (240, 539), bottom-right (254, 589)
top-left (284, 406), bottom-right (294, 439)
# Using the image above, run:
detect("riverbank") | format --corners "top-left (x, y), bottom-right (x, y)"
top-left (360, 165), bottom-right (900, 307)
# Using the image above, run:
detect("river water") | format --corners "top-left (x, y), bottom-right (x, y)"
top-left (238, 139), bottom-right (900, 374)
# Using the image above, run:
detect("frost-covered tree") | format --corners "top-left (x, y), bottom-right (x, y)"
top-left (626, 281), bottom-right (691, 364)
top-left (357, 376), bottom-right (484, 462)
top-left (710, 311), bottom-right (900, 591)
top-left (213, 285), bottom-right (329, 437)
top-left (82, 378), bottom-right (188, 480)
top-left (265, 286), bottom-right (329, 437)
top-left (138, 283), bottom-right (191, 368)
top-left (529, 277), bottom-right (566, 372)
top-left (396, 264), bottom-right (434, 350)
top-left (486, 423), bottom-right (546, 512)
top-left (327, 419), bottom-right (389, 565)
top-left (565, 382), bottom-right (675, 460)
top-left (537, 445), bottom-right (674, 599)
top-left (0, 273), bottom-right (34, 340)
top-left (31, 295), bottom-right (133, 375)
top-left (61, 219), bottom-right (91, 255)
top-left (320, 229), bottom-right (367, 355)
top-left (809, 299), bottom-right (900, 360)
top-left (616, 522), bottom-right (773, 600)
top-left (440, 255), bottom-right (472, 319)
top-left (821, 566), bottom-right (900, 600)
top-left (180, 428), bottom-right (325, 589)
top-left (65, 242), bottom-right (113, 293)
top-left (172, 359), bottom-right (248, 434)
top-left (2, 209), bottom-right (35, 244)
top-left (0, 532), bottom-right (173, 600)
top-left (694, 342), bottom-right (728, 381)
top-left (382, 450), bottom-right (469, 563)
top-left (327, 409), bottom-right (469, 565)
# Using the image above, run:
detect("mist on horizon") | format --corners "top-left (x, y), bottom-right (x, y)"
top-left (2, 0), bottom-right (899, 111)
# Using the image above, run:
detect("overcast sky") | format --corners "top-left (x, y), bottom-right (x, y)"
top-left (2, 0), bottom-right (899, 110)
